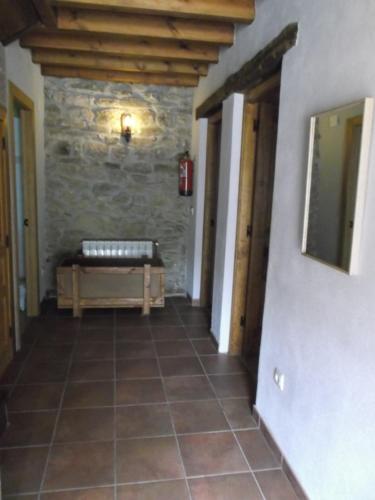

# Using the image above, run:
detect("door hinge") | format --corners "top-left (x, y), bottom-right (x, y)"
top-left (1, 137), bottom-right (5, 151)
top-left (246, 225), bottom-right (253, 238)
top-left (240, 315), bottom-right (246, 327)
top-left (253, 119), bottom-right (259, 132)
top-left (9, 325), bottom-right (13, 338)
top-left (5, 234), bottom-right (10, 248)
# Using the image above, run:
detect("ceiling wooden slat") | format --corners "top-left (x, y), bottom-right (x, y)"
top-left (57, 8), bottom-right (234, 45)
top-left (32, 49), bottom-right (208, 75)
top-left (53, 0), bottom-right (255, 23)
top-left (41, 65), bottom-right (199, 86)
top-left (21, 30), bottom-right (219, 63)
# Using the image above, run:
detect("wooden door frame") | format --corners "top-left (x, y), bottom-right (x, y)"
top-left (340, 115), bottom-right (362, 268)
top-left (200, 109), bottom-right (222, 308)
top-left (229, 73), bottom-right (280, 354)
top-left (8, 82), bottom-right (40, 335)
top-left (0, 106), bottom-right (14, 373)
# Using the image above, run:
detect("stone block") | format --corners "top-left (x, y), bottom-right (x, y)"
top-left (45, 77), bottom-right (193, 294)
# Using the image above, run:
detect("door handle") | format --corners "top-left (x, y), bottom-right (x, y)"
top-left (23, 218), bottom-right (29, 227)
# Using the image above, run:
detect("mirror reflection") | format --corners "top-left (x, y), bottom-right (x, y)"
top-left (303, 101), bottom-right (366, 271)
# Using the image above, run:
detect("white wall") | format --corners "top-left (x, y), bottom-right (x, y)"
top-left (211, 94), bottom-right (244, 351)
top-left (190, 0), bottom-right (375, 498)
top-left (187, 118), bottom-right (208, 301)
top-left (5, 41), bottom-right (46, 304)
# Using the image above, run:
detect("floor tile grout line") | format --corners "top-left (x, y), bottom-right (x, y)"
top-left (187, 326), bottom-right (268, 500)
top-left (151, 316), bottom-right (193, 500)
top-left (36, 323), bottom-right (82, 499)
top-left (5, 468), bottom-right (271, 498)
top-left (5, 395), bottom-right (254, 414)
top-left (5, 372), bottom-right (249, 389)
top-left (0, 424), bottom-right (267, 450)
top-left (3, 466), bottom-right (285, 499)
top-left (172, 299), bottom-right (208, 499)
top-left (4, 303), bottom-right (268, 497)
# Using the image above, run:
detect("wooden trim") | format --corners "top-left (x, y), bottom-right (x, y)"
top-left (339, 115), bottom-right (362, 268)
top-left (0, 106), bottom-right (15, 375)
top-left (20, 109), bottom-right (40, 316)
top-left (52, 0), bottom-right (255, 24)
top-left (229, 73), bottom-right (281, 354)
top-left (246, 73), bottom-right (281, 102)
top-left (143, 264), bottom-right (151, 315)
top-left (160, 271), bottom-right (166, 302)
top-left (229, 102), bottom-right (258, 354)
top-left (32, 49), bottom-right (208, 76)
top-left (59, 297), bottom-right (164, 308)
top-left (73, 266), bottom-right (164, 275)
top-left (8, 82), bottom-right (40, 321)
top-left (208, 109), bottom-right (223, 124)
top-left (57, 8), bottom-right (234, 45)
top-left (72, 264), bottom-right (81, 317)
top-left (41, 65), bottom-right (199, 87)
top-left (195, 23), bottom-right (298, 119)
top-left (8, 82), bottom-right (34, 111)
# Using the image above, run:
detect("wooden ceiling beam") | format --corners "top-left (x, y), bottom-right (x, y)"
top-left (32, 48), bottom-right (208, 75)
top-left (32, 0), bottom-right (57, 27)
top-left (196, 24), bottom-right (299, 118)
top-left (41, 65), bottom-right (199, 86)
top-left (57, 8), bottom-right (234, 45)
top-left (21, 30), bottom-right (219, 62)
top-left (0, 0), bottom-right (38, 45)
top-left (52, 0), bottom-right (255, 23)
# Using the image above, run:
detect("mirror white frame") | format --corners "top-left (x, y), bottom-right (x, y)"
top-left (302, 98), bottom-right (374, 274)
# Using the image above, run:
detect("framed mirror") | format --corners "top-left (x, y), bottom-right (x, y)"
top-left (302, 98), bottom-right (373, 273)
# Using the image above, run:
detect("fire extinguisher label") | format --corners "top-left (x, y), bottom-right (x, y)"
top-left (180, 163), bottom-right (188, 177)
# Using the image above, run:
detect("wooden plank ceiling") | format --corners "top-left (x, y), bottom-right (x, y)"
top-left (18, 0), bottom-right (255, 87)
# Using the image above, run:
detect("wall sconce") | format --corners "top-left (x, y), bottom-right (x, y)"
top-left (121, 113), bottom-right (133, 143)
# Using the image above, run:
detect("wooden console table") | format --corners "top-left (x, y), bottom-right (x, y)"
top-left (57, 256), bottom-right (165, 317)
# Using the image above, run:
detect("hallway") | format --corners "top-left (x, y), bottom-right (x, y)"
top-left (0, 298), bottom-right (298, 499)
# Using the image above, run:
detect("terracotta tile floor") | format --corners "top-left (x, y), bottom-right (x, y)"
top-left (0, 297), bottom-right (300, 499)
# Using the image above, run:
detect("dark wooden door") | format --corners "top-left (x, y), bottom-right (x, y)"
top-left (201, 113), bottom-right (222, 310)
top-left (242, 101), bottom-right (279, 359)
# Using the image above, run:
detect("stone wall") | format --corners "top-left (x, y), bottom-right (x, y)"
top-left (44, 77), bottom-right (193, 294)
top-left (0, 45), bottom-right (6, 108)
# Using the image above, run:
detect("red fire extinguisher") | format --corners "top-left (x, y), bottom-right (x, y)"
top-left (179, 151), bottom-right (193, 196)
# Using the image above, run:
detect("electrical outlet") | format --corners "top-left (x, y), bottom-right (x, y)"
top-left (273, 368), bottom-right (285, 391)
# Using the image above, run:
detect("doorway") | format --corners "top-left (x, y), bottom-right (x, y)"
top-left (200, 110), bottom-right (222, 312)
top-left (230, 73), bottom-right (281, 399)
top-left (0, 107), bottom-right (14, 374)
top-left (8, 83), bottom-right (40, 343)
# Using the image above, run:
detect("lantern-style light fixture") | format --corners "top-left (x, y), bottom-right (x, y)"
top-left (121, 113), bottom-right (133, 142)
